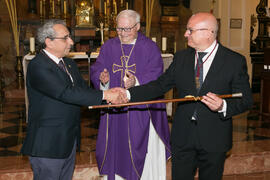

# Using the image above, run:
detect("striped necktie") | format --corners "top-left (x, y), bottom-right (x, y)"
top-left (195, 52), bottom-right (207, 90)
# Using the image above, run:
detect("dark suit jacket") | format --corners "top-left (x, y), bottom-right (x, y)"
top-left (21, 51), bottom-right (103, 158)
top-left (130, 44), bottom-right (253, 152)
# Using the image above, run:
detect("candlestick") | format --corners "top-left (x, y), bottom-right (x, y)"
top-left (57, 0), bottom-right (61, 18)
top-left (162, 37), bottom-right (167, 53)
top-left (126, 2), bottom-right (128, 9)
top-left (151, 37), bottom-right (156, 43)
top-left (52, 0), bottom-right (55, 17)
top-left (64, 0), bottom-right (67, 16)
top-left (42, 0), bottom-right (45, 21)
top-left (114, 2), bottom-right (117, 14)
top-left (104, 2), bottom-right (107, 15)
top-left (30, 37), bottom-right (35, 54)
top-left (40, 0), bottom-right (42, 16)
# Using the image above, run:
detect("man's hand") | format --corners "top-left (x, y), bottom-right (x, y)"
top-left (201, 92), bottom-right (223, 111)
top-left (124, 71), bottom-right (136, 89)
top-left (100, 68), bottom-right (110, 85)
top-left (103, 87), bottom-right (128, 104)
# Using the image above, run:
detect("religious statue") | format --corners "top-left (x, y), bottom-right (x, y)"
top-left (75, 0), bottom-right (95, 27)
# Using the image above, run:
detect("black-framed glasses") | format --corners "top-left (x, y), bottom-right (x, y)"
top-left (116, 23), bottom-right (138, 32)
top-left (186, 28), bottom-right (214, 35)
top-left (49, 34), bottom-right (72, 41)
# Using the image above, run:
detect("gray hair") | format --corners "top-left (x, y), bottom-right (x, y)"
top-left (116, 10), bottom-right (140, 24)
top-left (37, 19), bottom-right (66, 45)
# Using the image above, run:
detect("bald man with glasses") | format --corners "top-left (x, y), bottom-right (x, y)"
top-left (90, 10), bottom-right (171, 180)
top-left (126, 12), bottom-right (253, 180)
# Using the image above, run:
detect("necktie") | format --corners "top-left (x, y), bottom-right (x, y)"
top-left (58, 60), bottom-right (74, 83)
top-left (195, 52), bottom-right (207, 90)
top-left (58, 60), bottom-right (67, 73)
top-left (192, 52), bottom-right (207, 122)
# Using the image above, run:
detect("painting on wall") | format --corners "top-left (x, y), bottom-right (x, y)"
top-left (230, 18), bottom-right (242, 29)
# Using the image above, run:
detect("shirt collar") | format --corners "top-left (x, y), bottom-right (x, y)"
top-left (43, 49), bottom-right (62, 64)
top-left (200, 40), bottom-right (218, 54)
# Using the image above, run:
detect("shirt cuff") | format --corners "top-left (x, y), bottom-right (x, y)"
top-left (100, 82), bottom-right (109, 90)
top-left (218, 99), bottom-right (227, 117)
top-left (134, 76), bottom-right (140, 86)
top-left (126, 90), bottom-right (131, 100)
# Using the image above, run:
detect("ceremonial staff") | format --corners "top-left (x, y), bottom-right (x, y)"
top-left (88, 93), bottom-right (242, 109)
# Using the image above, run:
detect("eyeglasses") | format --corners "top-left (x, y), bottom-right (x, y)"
top-left (49, 34), bottom-right (72, 41)
top-left (116, 23), bottom-right (138, 32)
top-left (186, 28), bottom-right (214, 35)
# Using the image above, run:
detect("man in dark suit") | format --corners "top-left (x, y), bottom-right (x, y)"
top-left (126, 12), bottom-right (253, 180)
top-left (21, 19), bottom-right (126, 180)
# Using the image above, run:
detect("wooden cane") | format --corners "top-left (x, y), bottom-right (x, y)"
top-left (88, 93), bottom-right (242, 109)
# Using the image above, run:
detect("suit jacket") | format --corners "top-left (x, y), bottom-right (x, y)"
top-left (130, 44), bottom-right (253, 152)
top-left (21, 51), bottom-right (103, 158)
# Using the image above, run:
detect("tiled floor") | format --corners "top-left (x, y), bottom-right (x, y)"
top-left (1, 94), bottom-right (270, 179)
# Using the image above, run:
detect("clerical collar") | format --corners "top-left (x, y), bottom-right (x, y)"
top-left (121, 38), bottom-right (137, 45)
top-left (43, 49), bottom-right (62, 64)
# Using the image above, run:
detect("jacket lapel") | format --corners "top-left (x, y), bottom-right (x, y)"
top-left (186, 48), bottom-right (198, 95)
top-left (41, 52), bottom-right (73, 83)
top-left (199, 44), bottom-right (226, 94)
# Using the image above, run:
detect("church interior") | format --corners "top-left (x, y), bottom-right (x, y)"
top-left (0, 0), bottom-right (270, 179)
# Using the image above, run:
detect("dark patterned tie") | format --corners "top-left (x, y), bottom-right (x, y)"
top-left (58, 60), bottom-right (67, 73)
top-left (192, 52), bottom-right (207, 122)
top-left (195, 52), bottom-right (207, 90)
top-left (58, 59), bottom-right (74, 83)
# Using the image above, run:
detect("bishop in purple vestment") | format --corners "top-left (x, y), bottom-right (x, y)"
top-left (90, 10), bottom-right (171, 180)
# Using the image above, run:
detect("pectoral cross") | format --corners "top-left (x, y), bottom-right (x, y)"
top-left (96, 22), bottom-right (109, 45)
top-left (112, 56), bottom-right (136, 87)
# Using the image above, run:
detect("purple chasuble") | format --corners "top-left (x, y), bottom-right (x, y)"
top-left (90, 32), bottom-right (171, 180)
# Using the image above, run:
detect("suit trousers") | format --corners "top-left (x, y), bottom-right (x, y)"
top-left (29, 140), bottom-right (77, 180)
top-left (171, 121), bottom-right (226, 180)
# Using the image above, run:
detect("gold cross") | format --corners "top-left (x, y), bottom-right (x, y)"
top-left (112, 55), bottom-right (136, 87)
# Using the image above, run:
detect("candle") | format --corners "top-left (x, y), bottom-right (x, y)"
top-left (121, 0), bottom-right (123, 5)
top-left (162, 37), bottom-right (167, 52)
top-left (151, 37), bottom-right (156, 43)
top-left (40, 0), bottom-right (42, 16)
top-left (64, 0), bottom-right (67, 15)
top-left (114, 2), bottom-right (117, 14)
top-left (126, 2), bottom-right (128, 9)
top-left (104, 2), bottom-right (107, 15)
top-left (30, 37), bottom-right (35, 52)
top-left (174, 41), bottom-right (177, 53)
